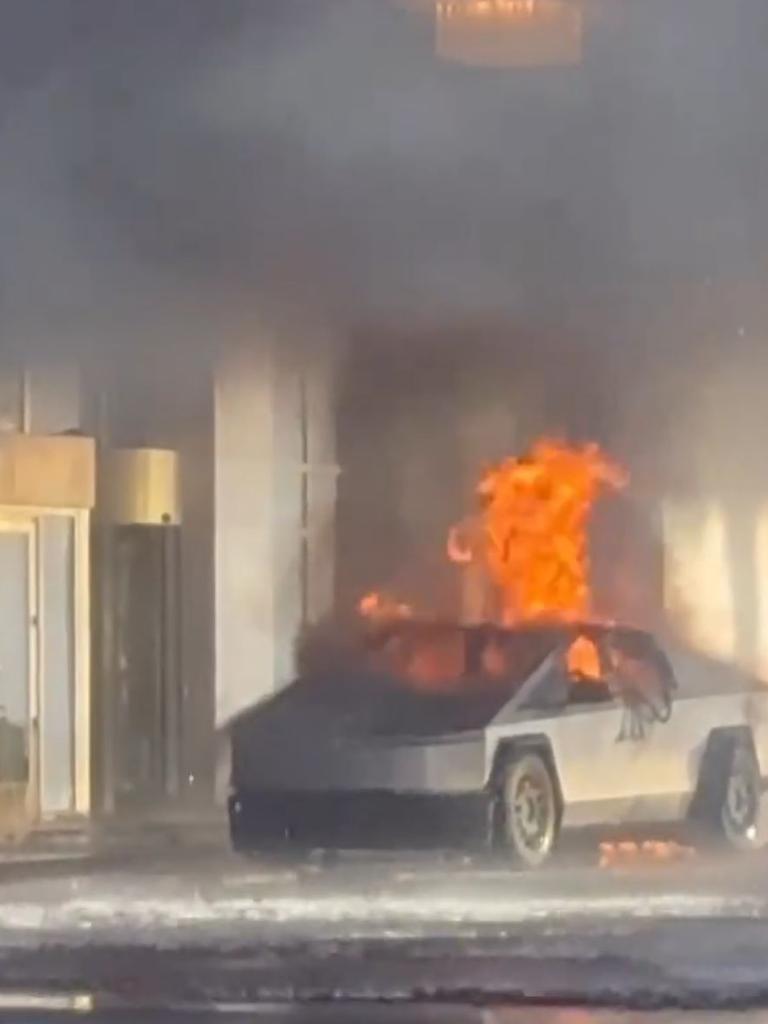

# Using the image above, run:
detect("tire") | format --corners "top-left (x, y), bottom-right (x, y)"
top-left (705, 741), bottom-right (763, 852)
top-left (499, 752), bottom-right (559, 868)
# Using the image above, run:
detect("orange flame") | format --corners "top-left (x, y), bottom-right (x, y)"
top-left (450, 439), bottom-right (627, 624)
top-left (358, 591), bottom-right (414, 623)
top-left (566, 634), bottom-right (601, 680)
top-left (437, 0), bottom-right (538, 18)
top-left (599, 840), bottom-right (697, 870)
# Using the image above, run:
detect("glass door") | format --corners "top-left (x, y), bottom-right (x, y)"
top-left (0, 520), bottom-right (37, 838)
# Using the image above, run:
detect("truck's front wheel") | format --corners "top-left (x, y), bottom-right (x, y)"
top-left (500, 752), bottom-right (559, 868)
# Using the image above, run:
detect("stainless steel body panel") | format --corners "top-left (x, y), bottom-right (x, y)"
top-left (236, 728), bottom-right (486, 794)
top-left (230, 623), bottom-right (768, 836)
top-left (486, 690), bottom-right (768, 828)
top-left (342, 733), bottom-right (486, 794)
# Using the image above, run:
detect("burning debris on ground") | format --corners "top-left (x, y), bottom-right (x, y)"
top-left (598, 840), bottom-right (697, 870)
top-left (359, 591), bottom-right (415, 623)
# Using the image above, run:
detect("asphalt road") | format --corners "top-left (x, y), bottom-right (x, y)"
top-left (0, 1006), bottom-right (765, 1023)
top-left (1, 843), bottom-right (765, 935)
top-left (0, 848), bottom-right (767, 1009)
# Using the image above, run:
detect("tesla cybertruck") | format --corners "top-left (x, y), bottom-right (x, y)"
top-left (228, 620), bottom-right (768, 866)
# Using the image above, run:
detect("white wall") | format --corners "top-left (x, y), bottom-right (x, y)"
top-left (663, 497), bottom-right (768, 681)
top-left (214, 340), bottom-right (279, 727)
top-left (213, 331), bottom-right (337, 730)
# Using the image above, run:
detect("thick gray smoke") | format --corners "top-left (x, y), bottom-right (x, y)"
top-left (3, 0), bottom-right (767, 360)
top-left (3, 0), bottom-right (768, 635)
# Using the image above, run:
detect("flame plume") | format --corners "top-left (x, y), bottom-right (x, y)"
top-left (450, 439), bottom-right (627, 623)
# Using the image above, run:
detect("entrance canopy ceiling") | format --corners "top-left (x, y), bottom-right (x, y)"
top-left (435, 1), bottom-right (582, 68)
top-left (0, 435), bottom-right (95, 510)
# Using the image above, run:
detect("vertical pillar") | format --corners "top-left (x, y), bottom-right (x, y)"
top-left (302, 341), bottom-right (339, 628)
top-left (93, 389), bottom-right (117, 816)
top-left (661, 499), bottom-right (736, 662)
top-left (171, 381), bottom-right (215, 807)
top-left (214, 339), bottom-right (279, 727)
top-left (754, 505), bottom-right (768, 681)
top-left (213, 330), bottom-right (338, 744)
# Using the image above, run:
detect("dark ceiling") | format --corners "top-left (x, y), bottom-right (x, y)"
top-left (1, 0), bottom-right (767, 349)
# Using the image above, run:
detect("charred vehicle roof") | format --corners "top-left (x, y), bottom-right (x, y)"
top-left (229, 618), bottom-right (768, 862)
top-left (232, 619), bottom-right (676, 741)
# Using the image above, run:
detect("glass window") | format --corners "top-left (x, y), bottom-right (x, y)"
top-left (0, 530), bottom-right (31, 784)
top-left (471, 627), bottom-right (562, 689)
top-left (605, 631), bottom-right (675, 717)
top-left (370, 625), bottom-right (466, 692)
top-left (39, 516), bottom-right (75, 814)
top-left (566, 634), bottom-right (602, 681)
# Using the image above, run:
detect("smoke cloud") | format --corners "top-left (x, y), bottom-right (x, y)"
top-left (1, 0), bottom-right (767, 354)
top-left (3, 1), bottom-right (768, 546)
top-left (3, 0), bottom-right (768, 672)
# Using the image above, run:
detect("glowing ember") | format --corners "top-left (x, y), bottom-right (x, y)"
top-left (434, 0), bottom-right (583, 70)
top-left (437, 0), bottom-right (537, 16)
top-left (358, 591), bottom-right (414, 623)
top-left (599, 840), bottom-right (697, 870)
top-left (450, 439), bottom-right (627, 624)
top-left (566, 634), bottom-right (601, 680)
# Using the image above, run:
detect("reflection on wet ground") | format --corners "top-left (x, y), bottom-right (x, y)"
top-left (2, 1004), bottom-right (768, 1023)
top-left (2, 852), bottom-right (768, 1019)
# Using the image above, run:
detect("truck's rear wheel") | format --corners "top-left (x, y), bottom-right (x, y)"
top-left (500, 752), bottom-right (558, 868)
top-left (718, 744), bottom-right (762, 851)
top-left (696, 738), bottom-right (764, 852)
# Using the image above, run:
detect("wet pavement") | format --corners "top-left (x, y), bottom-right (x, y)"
top-left (1, 1006), bottom-right (768, 1023)
top-left (0, 845), bottom-right (766, 942)
top-left (0, 849), bottom-right (766, 1010)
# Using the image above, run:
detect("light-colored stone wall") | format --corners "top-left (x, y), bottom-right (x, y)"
top-left (214, 331), bottom-right (337, 729)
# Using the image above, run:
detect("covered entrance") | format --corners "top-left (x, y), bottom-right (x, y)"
top-left (0, 519), bottom-right (36, 837)
top-left (0, 435), bottom-right (94, 839)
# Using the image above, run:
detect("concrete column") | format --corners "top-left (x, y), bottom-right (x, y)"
top-left (661, 494), bottom-right (768, 685)
top-left (213, 331), bottom-right (337, 731)
top-left (662, 499), bottom-right (736, 663)
top-left (755, 505), bottom-right (768, 681)
top-left (214, 339), bottom-right (280, 727)
top-left (303, 342), bottom-right (339, 628)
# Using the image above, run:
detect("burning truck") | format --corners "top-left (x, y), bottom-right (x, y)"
top-left (228, 441), bottom-right (768, 866)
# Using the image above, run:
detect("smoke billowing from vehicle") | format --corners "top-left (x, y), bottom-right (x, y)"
top-left (2, 1), bottom-right (766, 345)
top-left (3, 1), bottom-right (768, 652)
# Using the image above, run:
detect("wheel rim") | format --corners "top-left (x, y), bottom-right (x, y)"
top-left (724, 764), bottom-right (758, 838)
top-left (509, 770), bottom-right (552, 859)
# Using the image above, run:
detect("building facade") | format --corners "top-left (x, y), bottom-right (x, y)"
top-left (1, 321), bottom-right (764, 840)
top-left (0, 334), bottom-right (338, 836)
top-left (0, 364), bottom-right (94, 838)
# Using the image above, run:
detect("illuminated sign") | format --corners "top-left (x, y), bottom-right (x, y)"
top-left (435, 0), bottom-right (582, 67)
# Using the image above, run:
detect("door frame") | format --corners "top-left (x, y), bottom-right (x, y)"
top-left (0, 516), bottom-right (39, 828)
top-left (0, 506), bottom-right (91, 822)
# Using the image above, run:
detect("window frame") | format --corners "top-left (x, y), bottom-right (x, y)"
top-left (601, 629), bottom-right (676, 719)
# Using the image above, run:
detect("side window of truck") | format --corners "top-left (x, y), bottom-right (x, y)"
top-left (564, 633), bottom-right (613, 705)
top-left (605, 633), bottom-right (675, 719)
